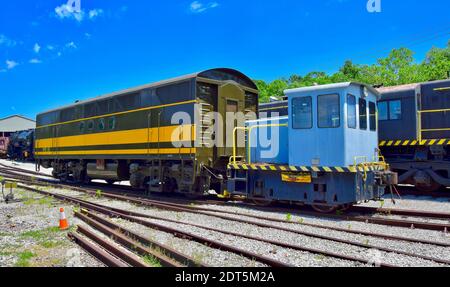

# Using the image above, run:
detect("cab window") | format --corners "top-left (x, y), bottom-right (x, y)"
top-left (292, 97), bottom-right (312, 129)
top-left (389, 100), bottom-right (402, 120)
top-left (378, 102), bottom-right (388, 120)
top-left (318, 94), bottom-right (340, 128)
top-left (359, 98), bottom-right (367, 130)
top-left (347, 94), bottom-right (356, 129)
top-left (369, 102), bottom-right (377, 131)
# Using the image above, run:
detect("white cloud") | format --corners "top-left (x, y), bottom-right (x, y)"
top-left (0, 34), bottom-right (17, 47)
top-left (55, 3), bottom-right (105, 22)
top-left (84, 33), bottom-right (92, 39)
top-left (65, 42), bottom-right (77, 49)
top-left (190, 1), bottom-right (219, 13)
top-left (47, 45), bottom-right (55, 50)
top-left (29, 58), bottom-right (42, 64)
top-left (55, 3), bottom-right (85, 22)
top-left (34, 43), bottom-right (41, 53)
top-left (6, 60), bottom-right (19, 70)
top-left (89, 9), bottom-right (104, 19)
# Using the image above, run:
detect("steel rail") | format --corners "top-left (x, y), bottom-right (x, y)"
top-left (19, 184), bottom-right (442, 266)
top-left (3, 169), bottom-right (450, 248)
top-left (67, 231), bottom-right (129, 267)
top-left (18, 185), bottom-right (291, 267)
top-left (76, 213), bottom-right (185, 267)
top-left (76, 225), bottom-right (151, 267)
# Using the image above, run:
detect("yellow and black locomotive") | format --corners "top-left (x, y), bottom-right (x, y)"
top-left (35, 68), bottom-right (258, 195)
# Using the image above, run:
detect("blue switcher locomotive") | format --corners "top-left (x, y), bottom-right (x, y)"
top-left (227, 82), bottom-right (397, 212)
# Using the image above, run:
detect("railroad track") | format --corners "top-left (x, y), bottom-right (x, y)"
top-left (2, 167), bottom-right (450, 234)
top-left (4, 174), bottom-right (450, 266)
top-left (3, 166), bottom-right (450, 266)
top-left (4, 167), bottom-right (450, 233)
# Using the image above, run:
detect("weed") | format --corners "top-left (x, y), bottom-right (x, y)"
top-left (315, 254), bottom-right (326, 261)
top-left (14, 251), bottom-right (36, 267)
top-left (380, 200), bottom-right (385, 208)
top-left (297, 218), bottom-right (304, 224)
top-left (192, 252), bottom-right (204, 265)
top-left (285, 213), bottom-right (292, 222)
top-left (143, 255), bottom-right (162, 267)
top-left (41, 241), bottom-right (61, 249)
top-left (95, 190), bottom-right (102, 198)
top-left (21, 227), bottom-right (60, 240)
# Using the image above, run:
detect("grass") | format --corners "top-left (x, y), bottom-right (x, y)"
top-left (95, 190), bottom-right (102, 198)
top-left (40, 240), bottom-right (62, 249)
top-left (285, 213), bottom-right (292, 222)
top-left (21, 226), bottom-right (60, 240)
top-left (22, 196), bottom-right (53, 207)
top-left (14, 251), bottom-right (36, 267)
top-left (142, 255), bottom-right (162, 267)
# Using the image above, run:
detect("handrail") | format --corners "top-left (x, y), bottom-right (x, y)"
top-left (247, 124), bottom-right (288, 164)
top-left (230, 127), bottom-right (248, 165)
top-left (417, 108), bottom-right (450, 142)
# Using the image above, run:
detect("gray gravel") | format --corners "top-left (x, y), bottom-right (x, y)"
top-left (6, 183), bottom-right (450, 267)
top-left (0, 188), bottom-right (103, 267)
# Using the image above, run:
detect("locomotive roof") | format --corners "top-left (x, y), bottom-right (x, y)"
top-left (376, 83), bottom-right (419, 93)
top-left (284, 82), bottom-right (380, 98)
top-left (38, 68), bottom-right (257, 115)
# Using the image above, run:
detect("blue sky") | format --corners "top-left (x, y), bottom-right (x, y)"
top-left (0, 0), bottom-right (449, 119)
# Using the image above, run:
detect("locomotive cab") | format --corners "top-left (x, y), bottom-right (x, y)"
top-left (228, 82), bottom-right (396, 212)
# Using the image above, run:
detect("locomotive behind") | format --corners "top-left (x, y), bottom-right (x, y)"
top-left (228, 82), bottom-right (396, 212)
top-left (377, 79), bottom-right (450, 192)
top-left (35, 68), bottom-right (258, 196)
top-left (7, 129), bottom-right (35, 161)
top-left (0, 135), bottom-right (9, 159)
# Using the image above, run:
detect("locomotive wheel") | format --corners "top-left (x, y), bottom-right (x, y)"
top-left (416, 181), bottom-right (442, 193)
top-left (251, 197), bottom-right (273, 207)
top-left (312, 204), bottom-right (338, 214)
top-left (338, 204), bottom-right (353, 212)
top-left (105, 180), bottom-right (116, 185)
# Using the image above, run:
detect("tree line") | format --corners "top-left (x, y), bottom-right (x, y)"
top-left (255, 41), bottom-right (450, 102)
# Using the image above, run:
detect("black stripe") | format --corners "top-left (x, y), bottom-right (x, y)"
top-left (35, 141), bottom-right (194, 152)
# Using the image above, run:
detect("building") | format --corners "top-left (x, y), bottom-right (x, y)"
top-left (0, 115), bottom-right (36, 137)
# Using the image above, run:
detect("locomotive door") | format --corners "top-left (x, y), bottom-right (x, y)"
top-left (218, 82), bottom-right (246, 158)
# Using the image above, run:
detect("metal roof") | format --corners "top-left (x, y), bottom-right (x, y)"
top-left (0, 115), bottom-right (36, 132)
top-left (376, 83), bottom-right (419, 93)
top-left (284, 82), bottom-right (380, 97)
top-left (38, 68), bottom-right (257, 115)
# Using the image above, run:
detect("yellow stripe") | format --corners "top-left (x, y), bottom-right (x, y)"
top-left (438, 139), bottom-right (446, 145)
top-left (394, 140), bottom-right (402, 146)
top-left (411, 140), bottom-right (417, 145)
top-left (259, 106), bottom-right (289, 112)
top-left (335, 167), bottom-right (344, 172)
top-left (280, 166), bottom-right (287, 171)
top-left (269, 166), bottom-right (277, 171)
top-left (36, 125), bottom-right (195, 149)
top-left (428, 139), bottom-right (437, 145)
top-left (348, 167), bottom-right (357, 172)
top-left (37, 100), bottom-right (197, 129)
top-left (290, 166), bottom-right (298, 171)
top-left (420, 140), bottom-right (427, 145)
top-left (35, 148), bottom-right (195, 156)
top-left (260, 166), bottom-right (268, 171)
top-left (311, 166), bottom-right (320, 172)
top-left (251, 165), bottom-right (258, 170)
top-left (379, 141), bottom-right (386, 146)
top-left (242, 164), bottom-right (248, 170)
top-left (387, 141), bottom-right (394, 146)
top-left (402, 140), bottom-right (410, 146)
top-left (323, 167), bottom-right (332, 172)
top-left (300, 166), bottom-right (309, 172)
